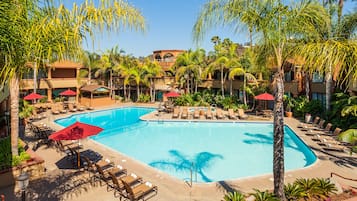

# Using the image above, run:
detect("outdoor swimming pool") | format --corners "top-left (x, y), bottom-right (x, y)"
top-left (55, 107), bottom-right (317, 183)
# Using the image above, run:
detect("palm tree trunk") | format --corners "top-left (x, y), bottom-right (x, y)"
top-left (187, 76), bottom-right (190, 94)
top-left (230, 79), bottom-right (233, 96)
top-left (10, 76), bottom-right (19, 156)
top-left (243, 74), bottom-right (247, 105)
top-left (305, 72), bottom-right (310, 100)
top-left (221, 66), bottom-right (224, 97)
top-left (273, 71), bottom-right (286, 201)
top-left (128, 85), bottom-right (131, 101)
top-left (325, 67), bottom-right (332, 112)
top-left (124, 84), bottom-right (127, 101)
top-left (150, 78), bottom-right (153, 102)
top-left (153, 80), bottom-right (156, 102)
top-left (137, 84), bottom-right (140, 102)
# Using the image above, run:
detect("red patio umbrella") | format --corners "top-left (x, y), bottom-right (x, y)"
top-left (49, 122), bottom-right (103, 168)
top-left (254, 92), bottom-right (274, 101)
top-left (24, 92), bottom-right (44, 101)
top-left (49, 121), bottom-right (103, 141)
top-left (164, 91), bottom-right (180, 98)
top-left (60, 89), bottom-right (76, 96)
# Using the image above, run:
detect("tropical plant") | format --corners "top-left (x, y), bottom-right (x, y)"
top-left (143, 58), bottom-right (164, 102)
top-left (284, 183), bottom-right (305, 201)
top-left (137, 94), bottom-right (150, 103)
top-left (223, 191), bottom-right (246, 201)
top-left (19, 101), bottom-right (34, 120)
top-left (250, 189), bottom-right (279, 201)
top-left (283, 95), bottom-right (295, 113)
top-left (338, 129), bottom-right (357, 145)
top-left (0, 0), bottom-right (145, 157)
top-left (294, 178), bottom-right (320, 200)
top-left (193, 1), bottom-right (329, 199)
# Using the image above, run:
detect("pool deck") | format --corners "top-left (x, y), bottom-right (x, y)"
top-left (1, 102), bottom-right (357, 200)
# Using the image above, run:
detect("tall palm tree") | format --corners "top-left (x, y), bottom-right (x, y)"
top-left (143, 59), bottom-right (163, 102)
top-left (0, 0), bottom-right (145, 156)
top-left (173, 49), bottom-right (203, 94)
top-left (193, 1), bottom-right (329, 199)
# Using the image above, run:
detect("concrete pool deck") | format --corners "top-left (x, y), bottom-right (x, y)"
top-left (1, 102), bottom-right (357, 200)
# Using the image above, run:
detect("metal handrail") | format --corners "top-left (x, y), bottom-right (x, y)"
top-left (331, 172), bottom-right (357, 182)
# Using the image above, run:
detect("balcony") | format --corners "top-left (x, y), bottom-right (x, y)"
top-left (20, 78), bottom-right (88, 90)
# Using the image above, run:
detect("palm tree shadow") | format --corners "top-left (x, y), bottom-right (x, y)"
top-left (149, 150), bottom-right (223, 182)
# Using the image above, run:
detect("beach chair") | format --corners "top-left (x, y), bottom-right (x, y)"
top-left (68, 103), bottom-right (77, 112)
top-left (206, 109), bottom-right (213, 119)
top-left (227, 109), bottom-right (237, 120)
top-left (181, 107), bottom-right (188, 119)
top-left (121, 179), bottom-right (158, 201)
top-left (193, 109), bottom-right (200, 119)
top-left (298, 116), bottom-right (320, 128)
top-left (237, 109), bottom-right (248, 120)
top-left (172, 107), bottom-right (180, 118)
top-left (216, 108), bottom-right (224, 119)
top-left (321, 143), bottom-right (346, 152)
top-left (301, 119), bottom-right (325, 131)
top-left (108, 172), bottom-right (143, 197)
top-left (306, 123), bottom-right (333, 136)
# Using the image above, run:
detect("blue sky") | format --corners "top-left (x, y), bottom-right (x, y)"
top-left (66, 0), bottom-right (356, 57)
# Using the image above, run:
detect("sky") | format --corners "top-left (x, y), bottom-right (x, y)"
top-left (66, 0), bottom-right (356, 58)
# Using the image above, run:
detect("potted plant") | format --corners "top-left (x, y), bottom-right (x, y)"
top-left (284, 95), bottom-right (294, 118)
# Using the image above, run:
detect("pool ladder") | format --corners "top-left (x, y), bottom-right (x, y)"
top-left (186, 162), bottom-right (197, 188)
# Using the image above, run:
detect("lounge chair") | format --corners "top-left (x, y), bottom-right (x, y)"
top-left (85, 103), bottom-right (94, 110)
top-left (301, 119), bottom-right (325, 131)
top-left (324, 127), bottom-right (342, 137)
top-left (206, 109), bottom-right (213, 119)
top-left (237, 109), bottom-right (248, 120)
top-left (108, 172), bottom-right (143, 197)
top-left (95, 162), bottom-right (127, 183)
top-left (321, 143), bottom-right (346, 152)
top-left (68, 103), bottom-right (77, 112)
top-left (298, 116), bottom-right (320, 128)
top-left (228, 109), bottom-right (237, 120)
top-left (121, 179), bottom-right (158, 201)
top-left (51, 104), bottom-right (60, 115)
top-left (172, 107), bottom-right (180, 119)
top-left (306, 123), bottom-right (333, 136)
top-left (181, 107), bottom-right (188, 119)
top-left (216, 108), bottom-right (224, 119)
top-left (193, 109), bottom-right (200, 119)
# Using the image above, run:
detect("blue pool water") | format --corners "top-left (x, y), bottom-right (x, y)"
top-left (55, 107), bottom-right (317, 183)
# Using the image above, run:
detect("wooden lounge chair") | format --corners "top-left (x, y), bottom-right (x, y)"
top-left (216, 108), bottom-right (224, 119)
top-left (306, 123), bottom-right (333, 136)
top-left (298, 116), bottom-right (320, 128)
top-left (172, 107), bottom-right (180, 119)
top-left (51, 104), bottom-right (60, 115)
top-left (193, 109), bottom-right (200, 119)
top-left (181, 107), bottom-right (188, 119)
top-left (237, 109), bottom-right (248, 120)
top-left (108, 172), bottom-right (143, 197)
top-left (321, 143), bottom-right (346, 152)
top-left (121, 179), bottom-right (158, 201)
top-left (206, 109), bottom-right (213, 119)
top-left (68, 103), bottom-right (77, 112)
top-left (301, 119), bottom-right (325, 131)
top-left (228, 109), bottom-right (237, 120)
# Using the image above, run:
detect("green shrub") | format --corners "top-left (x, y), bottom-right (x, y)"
top-left (138, 94), bottom-right (150, 103)
top-left (223, 191), bottom-right (246, 201)
top-left (0, 137), bottom-right (30, 169)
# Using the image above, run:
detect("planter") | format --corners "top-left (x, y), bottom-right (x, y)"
top-left (285, 111), bottom-right (293, 118)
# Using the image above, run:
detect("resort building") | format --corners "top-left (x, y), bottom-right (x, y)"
top-left (20, 60), bottom-right (85, 103)
top-left (152, 49), bottom-right (185, 72)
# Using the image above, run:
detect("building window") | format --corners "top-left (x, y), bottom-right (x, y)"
top-left (312, 92), bottom-right (325, 106)
top-left (312, 72), bottom-right (324, 83)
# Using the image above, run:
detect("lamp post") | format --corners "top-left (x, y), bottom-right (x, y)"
top-left (17, 172), bottom-right (29, 201)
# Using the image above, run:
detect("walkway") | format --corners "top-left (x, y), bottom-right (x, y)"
top-left (1, 103), bottom-right (357, 200)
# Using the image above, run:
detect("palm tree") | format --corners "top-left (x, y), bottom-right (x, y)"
top-left (0, 0), bottom-right (145, 156)
top-left (193, 1), bottom-right (329, 199)
top-left (81, 51), bottom-right (101, 84)
top-left (173, 49), bottom-right (204, 94)
top-left (143, 59), bottom-right (164, 102)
